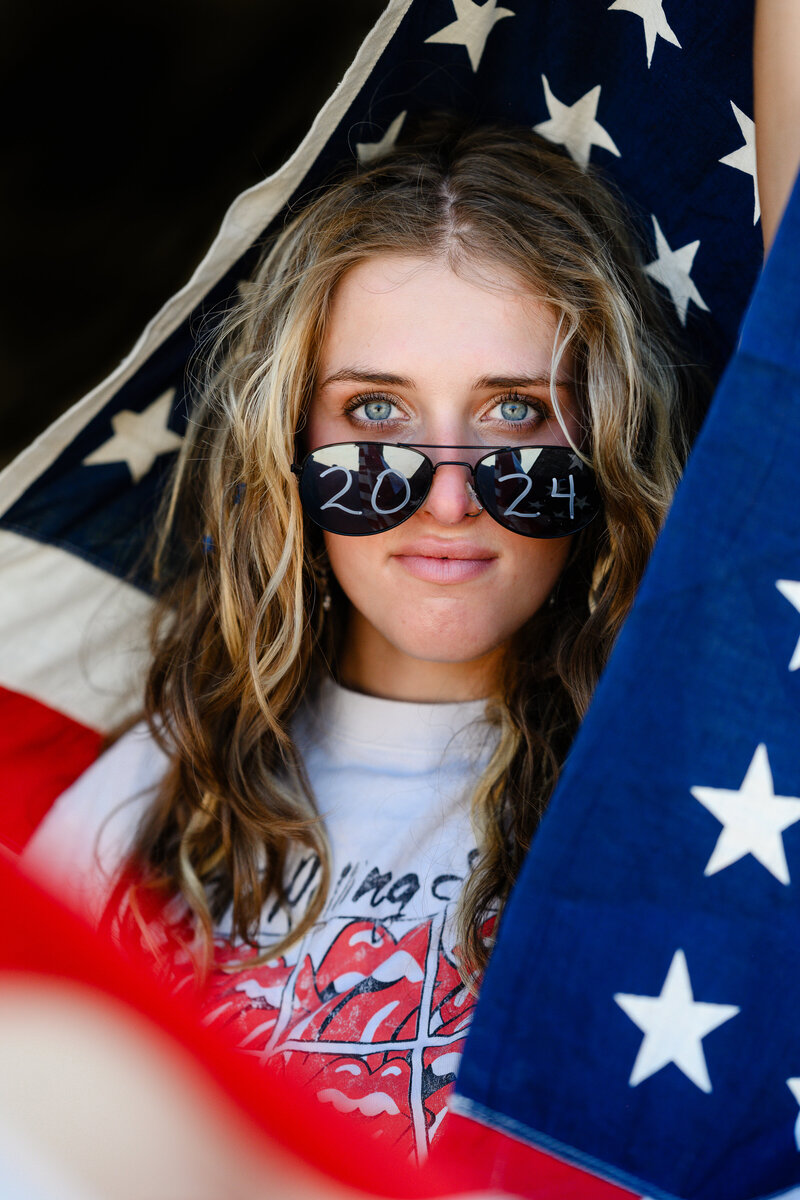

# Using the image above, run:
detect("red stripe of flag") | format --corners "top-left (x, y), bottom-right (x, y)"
top-left (0, 684), bottom-right (102, 852)
top-left (434, 1114), bottom-right (638, 1198)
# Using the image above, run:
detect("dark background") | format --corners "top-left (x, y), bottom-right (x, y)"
top-left (2, 0), bottom-right (386, 467)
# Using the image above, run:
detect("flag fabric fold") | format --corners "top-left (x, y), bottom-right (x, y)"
top-left (452, 167), bottom-right (800, 1200)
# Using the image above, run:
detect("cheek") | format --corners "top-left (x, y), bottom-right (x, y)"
top-left (501, 534), bottom-right (573, 624)
top-left (509, 534), bottom-right (572, 586)
top-left (324, 532), bottom-right (382, 599)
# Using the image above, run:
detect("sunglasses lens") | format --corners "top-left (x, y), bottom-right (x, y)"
top-left (299, 443), bottom-right (431, 535)
top-left (475, 447), bottom-right (601, 538)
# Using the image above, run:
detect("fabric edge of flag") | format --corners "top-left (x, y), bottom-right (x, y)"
top-left (0, 0), bottom-right (414, 519)
top-left (448, 1094), bottom-right (677, 1200)
top-left (738, 165), bottom-right (800, 367)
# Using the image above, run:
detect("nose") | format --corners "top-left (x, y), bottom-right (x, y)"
top-left (421, 462), bottom-right (483, 526)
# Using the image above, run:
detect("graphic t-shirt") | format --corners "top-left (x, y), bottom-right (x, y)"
top-left (23, 680), bottom-right (495, 1160)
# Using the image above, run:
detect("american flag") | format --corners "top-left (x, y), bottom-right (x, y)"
top-left (451, 168), bottom-right (800, 1198)
top-left (1, 1), bottom-right (782, 1196)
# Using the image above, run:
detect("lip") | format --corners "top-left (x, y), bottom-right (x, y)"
top-left (391, 539), bottom-right (497, 585)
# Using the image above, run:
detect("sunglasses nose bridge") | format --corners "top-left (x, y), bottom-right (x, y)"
top-left (428, 457), bottom-right (478, 480)
top-left (422, 458), bottom-right (483, 521)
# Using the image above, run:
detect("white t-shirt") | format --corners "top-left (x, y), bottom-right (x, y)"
top-left (23, 679), bottom-right (496, 1160)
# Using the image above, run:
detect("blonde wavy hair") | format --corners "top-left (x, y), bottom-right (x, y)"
top-left (117, 117), bottom-right (693, 980)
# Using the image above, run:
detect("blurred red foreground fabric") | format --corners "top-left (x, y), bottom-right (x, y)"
top-left (0, 854), bottom-right (634, 1198)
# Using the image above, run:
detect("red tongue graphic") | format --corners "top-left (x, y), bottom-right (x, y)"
top-left (290, 1049), bottom-right (415, 1150)
top-left (170, 914), bottom-right (491, 1156)
top-left (293, 920), bottom-right (429, 1044)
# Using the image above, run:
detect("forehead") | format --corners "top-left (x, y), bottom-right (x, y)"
top-left (319, 253), bottom-right (566, 377)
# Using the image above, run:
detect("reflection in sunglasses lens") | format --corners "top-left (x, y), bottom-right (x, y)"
top-left (475, 448), bottom-right (600, 538)
top-left (300, 444), bottom-right (430, 535)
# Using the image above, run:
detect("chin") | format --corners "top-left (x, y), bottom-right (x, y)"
top-left (383, 620), bottom-right (510, 667)
top-left (402, 642), bottom-right (499, 667)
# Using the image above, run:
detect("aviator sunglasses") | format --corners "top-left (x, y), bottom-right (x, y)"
top-left (292, 442), bottom-right (601, 538)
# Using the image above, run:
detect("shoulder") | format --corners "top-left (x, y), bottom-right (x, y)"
top-left (21, 721), bottom-right (169, 922)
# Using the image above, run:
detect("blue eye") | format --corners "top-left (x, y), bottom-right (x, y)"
top-left (342, 392), bottom-right (405, 428)
top-left (484, 394), bottom-right (549, 431)
top-left (363, 398), bottom-right (394, 421)
top-left (499, 398), bottom-right (531, 422)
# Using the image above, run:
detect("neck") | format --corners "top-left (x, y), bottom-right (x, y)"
top-left (338, 608), bottom-right (503, 703)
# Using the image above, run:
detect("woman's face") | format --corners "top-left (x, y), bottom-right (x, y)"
top-left (305, 253), bottom-right (583, 700)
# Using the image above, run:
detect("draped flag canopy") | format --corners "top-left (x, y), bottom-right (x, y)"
top-left (3, 2), bottom-right (791, 1198)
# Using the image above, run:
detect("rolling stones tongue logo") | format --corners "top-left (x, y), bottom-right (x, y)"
top-left (187, 914), bottom-right (490, 1159)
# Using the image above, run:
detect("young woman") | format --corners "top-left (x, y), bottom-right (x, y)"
top-left (23, 118), bottom-right (690, 1158)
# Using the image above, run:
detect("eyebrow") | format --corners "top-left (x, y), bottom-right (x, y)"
top-left (319, 367), bottom-right (575, 390)
top-left (320, 368), bottom-right (415, 389)
top-left (473, 372), bottom-right (575, 390)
